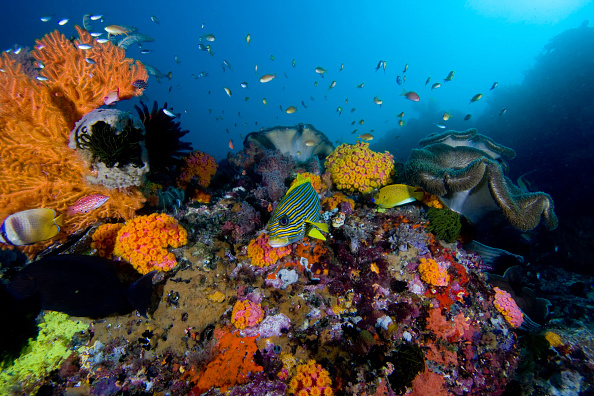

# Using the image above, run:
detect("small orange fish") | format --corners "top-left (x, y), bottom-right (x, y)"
top-left (104, 25), bottom-right (131, 38)
top-left (228, 139), bottom-right (234, 150)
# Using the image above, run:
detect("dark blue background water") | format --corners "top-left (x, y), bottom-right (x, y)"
top-left (2, 0), bottom-right (594, 271)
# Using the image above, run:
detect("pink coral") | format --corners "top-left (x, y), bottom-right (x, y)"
top-left (493, 287), bottom-right (523, 328)
top-left (231, 300), bottom-right (265, 330)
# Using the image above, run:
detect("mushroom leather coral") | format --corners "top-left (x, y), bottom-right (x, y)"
top-left (324, 142), bottom-right (394, 194)
top-left (0, 26), bottom-right (147, 256)
top-left (190, 332), bottom-right (263, 394)
top-left (406, 129), bottom-right (558, 231)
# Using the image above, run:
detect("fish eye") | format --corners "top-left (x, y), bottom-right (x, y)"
top-left (278, 216), bottom-right (289, 226)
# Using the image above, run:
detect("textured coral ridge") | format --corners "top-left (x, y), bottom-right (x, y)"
top-left (324, 141), bottom-right (394, 193)
top-left (113, 213), bottom-right (188, 274)
top-left (0, 26), bottom-right (148, 255)
top-left (405, 129), bottom-right (558, 231)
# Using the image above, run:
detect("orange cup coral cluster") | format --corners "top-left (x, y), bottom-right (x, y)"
top-left (321, 192), bottom-right (355, 211)
top-left (191, 332), bottom-right (263, 394)
top-left (418, 257), bottom-right (450, 286)
top-left (493, 287), bottom-right (523, 328)
top-left (231, 300), bottom-right (265, 330)
top-left (247, 233), bottom-right (292, 267)
top-left (113, 213), bottom-right (188, 274)
top-left (288, 359), bottom-right (333, 396)
top-left (291, 172), bottom-right (325, 193)
top-left (177, 151), bottom-right (218, 189)
top-left (91, 223), bottom-right (124, 258)
top-left (324, 142), bottom-right (394, 194)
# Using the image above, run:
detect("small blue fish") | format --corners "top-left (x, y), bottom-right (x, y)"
top-left (132, 79), bottom-right (148, 89)
top-left (0, 208), bottom-right (63, 246)
top-left (267, 174), bottom-right (328, 247)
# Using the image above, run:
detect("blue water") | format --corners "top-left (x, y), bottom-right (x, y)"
top-left (1, 0), bottom-right (591, 161)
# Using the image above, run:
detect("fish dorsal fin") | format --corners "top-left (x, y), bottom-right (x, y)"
top-left (287, 173), bottom-right (311, 194)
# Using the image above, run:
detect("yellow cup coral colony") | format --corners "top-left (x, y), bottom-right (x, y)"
top-left (113, 213), bottom-right (188, 274)
top-left (418, 257), bottom-right (450, 287)
top-left (288, 359), bottom-right (334, 396)
top-left (324, 142), bottom-right (394, 194)
top-left (231, 300), bottom-right (265, 330)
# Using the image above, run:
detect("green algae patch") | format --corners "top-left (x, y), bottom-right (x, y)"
top-left (0, 311), bottom-right (89, 395)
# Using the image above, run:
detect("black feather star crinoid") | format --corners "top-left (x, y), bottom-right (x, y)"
top-left (75, 119), bottom-right (145, 168)
top-left (134, 101), bottom-right (193, 184)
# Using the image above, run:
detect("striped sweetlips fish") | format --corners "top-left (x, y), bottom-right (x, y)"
top-left (267, 173), bottom-right (329, 248)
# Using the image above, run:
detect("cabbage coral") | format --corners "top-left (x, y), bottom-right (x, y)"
top-left (113, 213), bottom-right (187, 274)
top-left (324, 142), bottom-right (394, 194)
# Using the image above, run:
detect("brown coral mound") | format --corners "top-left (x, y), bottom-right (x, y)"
top-left (0, 26), bottom-right (148, 256)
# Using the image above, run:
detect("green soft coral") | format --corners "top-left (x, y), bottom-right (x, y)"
top-left (426, 207), bottom-right (462, 243)
top-left (0, 312), bottom-right (88, 395)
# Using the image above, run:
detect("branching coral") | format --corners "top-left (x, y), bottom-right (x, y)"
top-left (113, 213), bottom-right (187, 274)
top-left (191, 332), bottom-right (263, 394)
top-left (288, 359), bottom-right (333, 396)
top-left (0, 312), bottom-right (88, 395)
top-left (177, 150), bottom-right (218, 189)
top-left (231, 300), bottom-right (265, 330)
top-left (247, 233), bottom-right (292, 267)
top-left (0, 26), bottom-right (147, 256)
top-left (324, 142), bottom-right (394, 194)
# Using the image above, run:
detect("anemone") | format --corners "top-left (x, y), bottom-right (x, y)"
top-left (426, 207), bottom-right (461, 243)
top-left (405, 129), bottom-right (558, 232)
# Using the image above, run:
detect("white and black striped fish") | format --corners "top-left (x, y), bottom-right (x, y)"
top-left (267, 174), bottom-right (328, 248)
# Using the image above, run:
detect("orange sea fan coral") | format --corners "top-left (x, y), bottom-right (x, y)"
top-left (0, 27), bottom-right (147, 256)
top-left (34, 26), bottom-right (148, 122)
